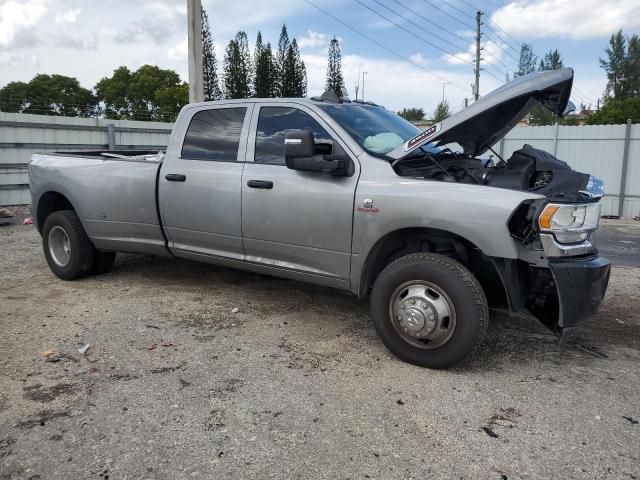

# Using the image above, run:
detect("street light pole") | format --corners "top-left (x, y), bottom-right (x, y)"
top-left (442, 82), bottom-right (451, 102)
top-left (362, 71), bottom-right (368, 101)
top-left (187, 0), bottom-right (204, 103)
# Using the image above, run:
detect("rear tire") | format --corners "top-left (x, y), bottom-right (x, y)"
top-left (91, 251), bottom-right (117, 275)
top-left (42, 210), bottom-right (95, 280)
top-left (370, 253), bottom-right (488, 369)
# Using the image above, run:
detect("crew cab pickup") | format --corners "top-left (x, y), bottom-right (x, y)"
top-left (30, 68), bottom-right (610, 368)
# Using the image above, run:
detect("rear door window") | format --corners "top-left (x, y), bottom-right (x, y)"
top-left (181, 107), bottom-right (246, 161)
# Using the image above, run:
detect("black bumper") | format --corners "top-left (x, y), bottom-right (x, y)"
top-left (548, 256), bottom-right (611, 328)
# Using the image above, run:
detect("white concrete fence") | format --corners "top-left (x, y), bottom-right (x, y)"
top-left (1, 112), bottom-right (639, 217)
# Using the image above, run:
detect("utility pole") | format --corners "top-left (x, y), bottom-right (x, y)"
top-left (362, 71), bottom-right (368, 101)
top-left (187, 0), bottom-right (204, 103)
top-left (355, 67), bottom-right (360, 100)
top-left (474, 10), bottom-right (483, 101)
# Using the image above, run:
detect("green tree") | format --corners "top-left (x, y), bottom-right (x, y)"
top-left (254, 32), bottom-right (276, 97)
top-left (282, 39), bottom-right (307, 97)
top-left (600, 30), bottom-right (627, 99)
top-left (398, 107), bottom-right (425, 121)
top-left (95, 65), bottom-right (187, 121)
top-left (539, 49), bottom-right (564, 71)
top-left (0, 74), bottom-right (97, 116)
top-left (626, 34), bottom-right (640, 98)
top-left (275, 24), bottom-right (290, 97)
top-left (587, 97), bottom-right (640, 124)
top-left (201, 6), bottom-right (222, 101)
top-left (514, 43), bottom-right (537, 78)
top-left (325, 37), bottom-right (348, 99)
top-left (223, 32), bottom-right (252, 99)
top-left (433, 100), bottom-right (451, 122)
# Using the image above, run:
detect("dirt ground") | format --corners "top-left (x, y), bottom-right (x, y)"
top-left (1, 214), bottom-right (639, 480)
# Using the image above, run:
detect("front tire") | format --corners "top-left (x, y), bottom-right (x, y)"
top-left (370, 253), bottom-right (488, 369)
top-left (42, 210), bottom-right (96, 280)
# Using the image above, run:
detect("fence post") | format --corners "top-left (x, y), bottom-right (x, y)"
top-left (107, 123), bottom-right (116, 151)
top-left (618, 119), bottom-right (632, 217)
top-left (552, 121), bottom-right (560, 156)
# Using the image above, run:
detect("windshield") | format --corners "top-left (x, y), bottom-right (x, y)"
top-left (319, 104), bottom-right (427, 156)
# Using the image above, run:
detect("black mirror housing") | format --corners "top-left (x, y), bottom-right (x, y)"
top-left (284, 130), bottom-right (315, 158)
top-left (284, 129), bottom-right (353, 177)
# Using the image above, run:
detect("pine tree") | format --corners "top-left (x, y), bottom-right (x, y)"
top-left (281, 39), bottom-right (307, 97)
top-left (223, 32), bottom-right (252, 99)
top-left (254, 32), bottom-right (276, 97)
top-left (626, 34), bottom-right (640, 98)
top-left (201, 6), bottom-right (222, 101)
top-left (539, 49), bottom-right (564, 71)
top-left (325, 37), bottom-right (348, 99)
top-left (433, 100), bottom-right (451, 122)
top-left (600, 30), bottom-right (628, 99)
top-left (514, 43), bottom-right (537, 78)
top-left (275, 24), bottom-right (290, 97)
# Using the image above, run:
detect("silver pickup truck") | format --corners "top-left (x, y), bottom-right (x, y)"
top-left (30, 68), bottom-right (610, 368)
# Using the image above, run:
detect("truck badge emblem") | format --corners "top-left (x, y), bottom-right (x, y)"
top-left (357, 198), bottom-right (379, 213)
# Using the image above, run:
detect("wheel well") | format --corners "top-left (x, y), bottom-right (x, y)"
top-left (37, 192), bottom-right (74, 231)
top-left (359, 227), bottom-right (508, 307)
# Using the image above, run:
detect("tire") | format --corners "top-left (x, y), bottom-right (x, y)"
top-left (370, 253), bottom-right (488, 369)
top-left (42, 210), bottom-right (96, 280)
top-left (91, 251), bottom-right (117, 275)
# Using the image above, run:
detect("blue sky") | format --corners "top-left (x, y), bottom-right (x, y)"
top-left (1, 0), bottom-right (638, 115)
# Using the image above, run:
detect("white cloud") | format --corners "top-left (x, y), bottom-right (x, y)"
top-left (409, 53), bottom-right (427, 65)
top-left (167, 37), bottom-right (187, 61)
top-left (491, 0), bottom-right (640, 39)
top-left (55, 8), bottom-right (81, 25)
top-left (298, 30), bottom-right (330, 49)
top-left (0, 0), bottom-right (48, 48)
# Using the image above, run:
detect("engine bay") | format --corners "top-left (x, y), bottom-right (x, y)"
top-left (393, 144), bottom-right (592, 201)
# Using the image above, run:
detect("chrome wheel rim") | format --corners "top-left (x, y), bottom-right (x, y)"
top-left (48, 226), bottom-right (71, 267)
top-left (389, 280), bottom-right (456, 349)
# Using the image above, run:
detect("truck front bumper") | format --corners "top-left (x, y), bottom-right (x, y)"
top-left (548, 255), bottom-right (611, 328)
top-left (493, 253), bottom-right (611, 333)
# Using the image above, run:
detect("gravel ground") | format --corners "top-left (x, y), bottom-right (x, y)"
top-left (1, 217), bottom-right (639, 480)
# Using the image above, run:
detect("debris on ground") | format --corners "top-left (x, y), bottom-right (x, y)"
top-left (161, 341), bottom-right (174, 347)
top-left (145, 324), bottom-right (161, 330)
top-left (231, 307), bottom-right (240, 314)
top-left (622, 416), bottom-right (638, 425)
top-left (481, 426), bottom-right (499, 438)
top-left (41, 349), bottom-right (56, 358)
top-left (22, 217), bottom-right (34, 225)
top-left (78, 344), bottom-right (90, 355)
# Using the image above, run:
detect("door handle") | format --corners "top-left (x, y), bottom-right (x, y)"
top-left (247, 180), bottom-right (273, 189)
top-left (165, 173), bottom-right (186, 182)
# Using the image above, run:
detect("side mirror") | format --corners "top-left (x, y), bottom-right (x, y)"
top-left (284, 130), bottom-right (350, 176)
top-left (284, 130), bottom-right (315, 158)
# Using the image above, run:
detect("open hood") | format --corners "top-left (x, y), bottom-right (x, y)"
top-left (388, 68), bottom-right (574, 160)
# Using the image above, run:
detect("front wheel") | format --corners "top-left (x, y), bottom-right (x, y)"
top-left (370, 253), bottom-right (488, 369)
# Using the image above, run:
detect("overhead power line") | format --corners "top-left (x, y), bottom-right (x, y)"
top-left (302, 0), bottom-right (469, 92)
top-left (356, 0), bottom-right (474, 65)
top-left (419, 0), bottom-right (474, 30)
top-left (390, 0), bottom-right (470, 47)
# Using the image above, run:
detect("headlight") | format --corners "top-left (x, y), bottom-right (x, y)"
top-left (538, 203), bottom-right (601, 244)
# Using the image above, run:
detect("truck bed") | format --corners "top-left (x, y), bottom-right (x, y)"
top-left (30, 151), bottom-right (168, 256)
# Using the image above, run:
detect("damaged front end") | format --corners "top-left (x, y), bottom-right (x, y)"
top-left (498, 189), bottom-right (611, 340)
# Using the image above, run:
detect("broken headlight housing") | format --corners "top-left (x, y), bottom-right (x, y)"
top-left (538, 203), bottom-right (601, 244)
